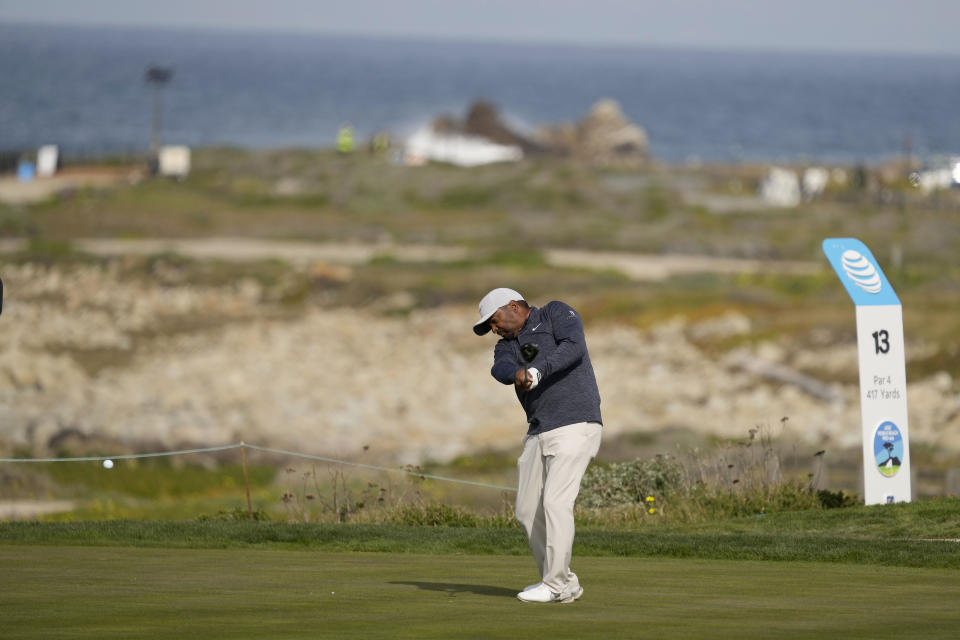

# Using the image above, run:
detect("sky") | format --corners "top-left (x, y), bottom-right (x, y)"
top-left (2, 0), bottom-right (960, 56)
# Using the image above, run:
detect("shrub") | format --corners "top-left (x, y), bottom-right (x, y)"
top-left (391, 503), bottom-right (481, 527)
top-left (198, 506), bottom-right (271, 521)
top-left (578, 455), bottom-right (686, 509)
top-left (816, 488), bottom-right (859, 509)
top-left (676, 480), bottom-right (822, 520)
top-left (578, 425), bottom-right (859, 522)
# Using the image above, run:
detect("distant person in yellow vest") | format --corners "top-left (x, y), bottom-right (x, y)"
top-left (337, 124), bottom-right (355, 154)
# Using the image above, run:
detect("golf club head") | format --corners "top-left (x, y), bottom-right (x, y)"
top-left (520, 342), bottom-right (538, 363)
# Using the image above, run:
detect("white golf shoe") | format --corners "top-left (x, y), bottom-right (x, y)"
top-left (516, 583), bottom-right (583, 603)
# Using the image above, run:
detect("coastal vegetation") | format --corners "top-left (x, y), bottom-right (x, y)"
top-left (2, 148), bottom-right (960, 519)
top-left (4, 148), bottom-right (960, 358)
top-left (5, 148), bottom-right (959, 261)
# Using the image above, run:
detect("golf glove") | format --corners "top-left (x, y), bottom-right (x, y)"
top-left (527, 368), bottom-right (542, 389)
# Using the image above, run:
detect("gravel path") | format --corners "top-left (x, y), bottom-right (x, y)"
top-left (2, 237), bottom-right (823, 281)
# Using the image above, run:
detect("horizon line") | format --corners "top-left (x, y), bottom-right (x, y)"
top-left (3, 18), bottom-right (960, 61)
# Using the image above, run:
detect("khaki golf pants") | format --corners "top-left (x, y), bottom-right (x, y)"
top-left (515, 421), bottom-right (602, 597)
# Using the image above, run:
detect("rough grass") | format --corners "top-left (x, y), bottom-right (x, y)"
top-left (3, 497), bottom-right (960, 567)
top-left (7, 429), bottom-right (959, 526)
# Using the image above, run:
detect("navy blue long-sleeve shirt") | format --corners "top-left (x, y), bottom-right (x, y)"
top-left (491, 301), bottom-right (602, 435)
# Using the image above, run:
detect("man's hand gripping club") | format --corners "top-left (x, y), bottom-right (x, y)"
top-left (515, 343), bottom-right (541, 391)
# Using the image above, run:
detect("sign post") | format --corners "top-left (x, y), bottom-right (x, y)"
top-left (822, 238), bottom-right (911, 505)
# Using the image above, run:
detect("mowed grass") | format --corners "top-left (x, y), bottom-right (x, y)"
top-left (3, 545), bottom-right (960, 639)
top-left (2, 504), bottom-right (959, 637)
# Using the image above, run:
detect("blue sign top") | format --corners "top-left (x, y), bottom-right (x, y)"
top-left (822, 238), bottom-right (900, 306)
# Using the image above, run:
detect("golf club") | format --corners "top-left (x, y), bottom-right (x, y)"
top-left (520, 342), bottom-right (538, 387)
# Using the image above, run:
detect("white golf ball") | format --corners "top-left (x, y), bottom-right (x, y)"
top-left (103, 459), bottom-right (114, 469)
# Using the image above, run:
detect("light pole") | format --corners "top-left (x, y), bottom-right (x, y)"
top-left (145, 65), bottom-right (173, 161)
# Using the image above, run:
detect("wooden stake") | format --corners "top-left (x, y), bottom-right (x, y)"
top-left (240, 442), bottom-right (253, 521)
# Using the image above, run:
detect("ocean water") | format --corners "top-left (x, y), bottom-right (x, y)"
top-left (1, 22), bottom-right (959, 165)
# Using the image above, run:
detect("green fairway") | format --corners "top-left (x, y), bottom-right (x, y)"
top-left (3, 545), bottom-right (959, 639)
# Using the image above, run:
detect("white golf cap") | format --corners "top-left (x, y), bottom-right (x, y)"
top-left (473, 288), bottom-right (524, 335)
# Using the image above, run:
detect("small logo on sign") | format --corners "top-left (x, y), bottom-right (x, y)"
top-left (874, 420), bottom-right (903, 478)
top-left (841, 250), bottom-right (882, 294)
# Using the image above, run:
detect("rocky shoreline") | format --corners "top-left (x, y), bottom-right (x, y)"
top-left (2, 261), bottom-right (958, 465)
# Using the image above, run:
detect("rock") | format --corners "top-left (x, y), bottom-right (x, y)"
top-left (790, 344), bottom-right (858, 380)
top-left (689, 311), bottom-right (751, 340)
top-left (307, 261), bottom-right (352, 284)
top-left (372, 291), bottom-right (416, 314)
top-left (576, 99), bottom-right (649, 162)
top-left (537, 122), bottom-right (577, 156)
top-left (538, 99), bottom-right (649, 164)
top-left (462, 100), bottom-right (543, 154)
top-left (932, 371), bottom-right (953, 393)
top-left (4, 262), bottom-right (960, 465)
top-left (723, 348), bottom-right (844, 403)
top-left (422, 99), bottom-right (650, 165)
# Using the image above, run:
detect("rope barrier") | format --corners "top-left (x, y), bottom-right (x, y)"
top-left (0, 443), bottom-right (243, 463)
top-left (242, 443), bottom-right (515, 492)
top-left (0, 441), bottom-right (517, 492)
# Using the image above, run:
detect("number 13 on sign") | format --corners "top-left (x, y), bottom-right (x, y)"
top-left (871, 329), bottom-right (890, 355)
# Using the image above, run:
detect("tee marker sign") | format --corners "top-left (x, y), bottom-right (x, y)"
top-left (822, 238), bottom-right (911, 505)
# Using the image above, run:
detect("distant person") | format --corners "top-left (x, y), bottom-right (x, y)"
top-left (337, 124), bottom-right (355, 154)
top-left (473, 288), bottom-right (602, 604)
top-left (370, 131), bottom-right (390, 156)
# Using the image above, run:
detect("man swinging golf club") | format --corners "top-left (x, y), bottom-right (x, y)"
top-left (474, 288), bottom-right (602, 603)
